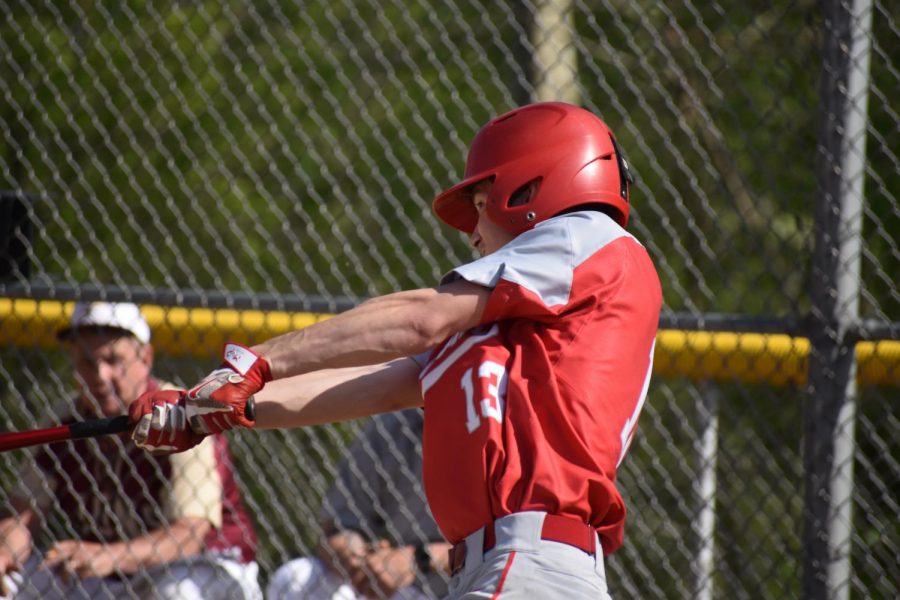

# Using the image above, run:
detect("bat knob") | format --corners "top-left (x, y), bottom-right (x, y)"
top-left (245, 397), bottom-right (256, 422)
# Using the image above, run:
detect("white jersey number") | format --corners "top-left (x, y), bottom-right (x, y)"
top-left (460, 361), bottom-right (508, 433)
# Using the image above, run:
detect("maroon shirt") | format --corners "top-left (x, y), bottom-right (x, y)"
top-left (29, 382), bottom-right (257, 562)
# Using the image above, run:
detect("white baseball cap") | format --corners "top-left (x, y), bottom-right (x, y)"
top-left (57, 302), bottom-right (151, 344)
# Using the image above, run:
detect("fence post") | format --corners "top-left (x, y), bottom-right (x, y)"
top-left (531, 0), bottom-right (579, 104)
top-left (694, 381), bottom-right (718, 600)
top-left (805, 0), bottom-right (872, 598)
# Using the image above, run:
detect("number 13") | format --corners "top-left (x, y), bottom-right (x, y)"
top-left (460, 361), bottom-right (508, 433)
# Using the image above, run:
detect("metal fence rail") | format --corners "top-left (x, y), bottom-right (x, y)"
top-left (1, 1), bottom-right (897, 599)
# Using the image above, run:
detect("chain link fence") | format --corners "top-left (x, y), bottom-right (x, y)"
top-left (1, 1), bottom-right (897, 598)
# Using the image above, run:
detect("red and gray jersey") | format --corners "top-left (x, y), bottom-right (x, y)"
top-left (17, 379), bottom-right (257, 563)
top-left (419, 210), bottom-right (662, 554)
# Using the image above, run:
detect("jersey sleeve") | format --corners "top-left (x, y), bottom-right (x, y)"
top-left (443, 211), bottom-right (632, 323)
top-left (164, 436), bottom-right (223, 527)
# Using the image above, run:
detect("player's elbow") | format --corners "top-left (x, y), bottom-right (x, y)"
top-left (410, 289), bottom-right (486, 348)
top-left (381, 284), bottom-right (486, 353)
top-left (407, 310), bottom-right (455, 350)
top-left (409, 305), bottom-right (480, 349)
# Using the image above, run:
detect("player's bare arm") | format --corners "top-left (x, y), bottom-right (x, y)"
top-left (254, 279), bottom-right (492, 380)
top-left (252, 358), bottom-right (423, 429)
top-left (131, 280), bottom-right (489, 449)
top-left (41, 516), bottom-right (210, 577)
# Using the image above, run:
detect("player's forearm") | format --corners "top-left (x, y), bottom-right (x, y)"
top-left (253, 358), bottom-right (423, 429)
top-left (130, 283), bottom-right (485, 451)
top-left (253, 289), bottom-right (440, 379)
top-left (254, 283), bottom-right (488, 380)
top-left (105, 517), bottom-right (210, 573)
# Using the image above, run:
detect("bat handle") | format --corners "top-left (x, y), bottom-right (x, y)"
top-left (68, 415), bottom-right (132, 439)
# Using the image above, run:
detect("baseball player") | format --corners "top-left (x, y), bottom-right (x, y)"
top-left (131, 102), bottom-right (662, 599)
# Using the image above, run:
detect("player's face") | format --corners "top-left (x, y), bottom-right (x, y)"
top-left (68, 330), bottom-right (153, 418)
top-left (469, 180), bottom-right (515, 256)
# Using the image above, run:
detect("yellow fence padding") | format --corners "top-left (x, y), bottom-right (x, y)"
top-left (0, 299), bottom-right (331, 358)
top-left (1, 298), bottom-right (897, 386)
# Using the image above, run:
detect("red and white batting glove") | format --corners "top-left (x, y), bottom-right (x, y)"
top-left (130, 343), bottom-right (272, 453)
top-left (182, 342), bottom-right (272, 434)
top-left (129, 389), bottom-right (204, 453)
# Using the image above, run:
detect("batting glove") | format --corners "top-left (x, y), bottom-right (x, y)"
top-left (130, 389), bottom-right (205, 453)
top-left (130, 343), bottom-right (271, 453)
top-left (182, 342), bottom-right (272, 434)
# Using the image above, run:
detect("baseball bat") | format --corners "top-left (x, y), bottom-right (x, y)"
top-left (0, 398), bottom-right (256, 452)
top-left (0, 415), bottom-right (131, 452)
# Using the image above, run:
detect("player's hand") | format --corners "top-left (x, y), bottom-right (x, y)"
top-left (354, 541), bottom-right (417, 598)
top-left (41, 540), bottom-right (118, 582)
top-left (130, 343), bottom-right (270, 452)
top-left (321, 529), bottom-right (368, 578)
top-left (130, 389), bottom-right (204, 453)
top-left (180, 342), bottom-right (271, 434)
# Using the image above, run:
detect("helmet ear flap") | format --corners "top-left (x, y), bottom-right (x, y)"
top-left (610, 134), bottom-right (634, 201)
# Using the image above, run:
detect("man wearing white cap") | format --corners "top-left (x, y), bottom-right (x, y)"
top-left (57, 302), bottom-right (154, 419)
top-left (0, 302), bottom-right (262, 599)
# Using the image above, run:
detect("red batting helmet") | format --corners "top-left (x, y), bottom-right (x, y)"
top-left (433, 102), bottom-right (633, 235)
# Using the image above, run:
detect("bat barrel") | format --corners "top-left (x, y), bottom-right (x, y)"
top-left (0, 424), bottom-right (70, 452)
top-left (0, 415), bottom-right (132, 452)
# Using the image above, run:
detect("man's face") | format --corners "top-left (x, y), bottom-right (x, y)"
top-left (68, 329), bottom-right (153, 417)
top-left (469, 180), bottom-right (515, 256)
